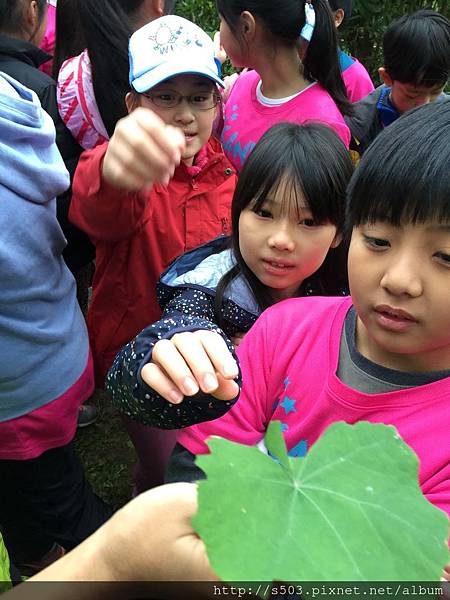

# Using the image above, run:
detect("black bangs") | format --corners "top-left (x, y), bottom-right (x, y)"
top-left (249, 174), bottom-right (309, 219)
top-left (232, 122), bottom-right (353, 234)
top-left (347, 101), bottom-right (450, 229)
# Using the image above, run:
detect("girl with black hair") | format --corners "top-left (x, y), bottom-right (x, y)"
top-left (106, 121), bottom-right (353, 429)
top-left (215, 0), bottom-right (353, 172)
top-left (56, 0), bottom-right (175, 149)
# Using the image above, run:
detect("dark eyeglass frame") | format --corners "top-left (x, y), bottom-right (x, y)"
top-left (140, 90), bottom-right (221, 111)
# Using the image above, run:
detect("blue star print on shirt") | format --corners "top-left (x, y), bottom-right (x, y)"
top-left (288, 440), bottom-right (308, 458)
top-left (280, 395), bottom-right (296, 415)
top-left (221, 104), bottom-right (256, 170)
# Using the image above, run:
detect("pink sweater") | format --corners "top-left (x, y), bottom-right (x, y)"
top-left (178, 296), bottom-right (450, 521)
top-left (221, 70), bottom-right (351, 172)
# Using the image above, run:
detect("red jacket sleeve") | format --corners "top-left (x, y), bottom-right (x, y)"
top-left (69, 142), bottom-right (149, 242)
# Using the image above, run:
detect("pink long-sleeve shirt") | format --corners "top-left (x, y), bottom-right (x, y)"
top-left (221, 70), bottom-right (351, 172)
top-left (341, 57), bottom-right (375, 103)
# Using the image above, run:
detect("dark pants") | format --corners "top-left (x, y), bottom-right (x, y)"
top-left (122, 416), bottom-right (177, 494)
top-left (0, 441), bottom-right (112, 564)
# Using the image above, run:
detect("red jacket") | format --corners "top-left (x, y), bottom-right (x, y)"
top-left (70, 137), bottom-right (236, 386)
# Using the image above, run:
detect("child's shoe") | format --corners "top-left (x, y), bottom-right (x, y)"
top-left (77, 404), bottom-right (99, 428)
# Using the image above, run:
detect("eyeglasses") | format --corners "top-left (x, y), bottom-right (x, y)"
top-left (140, 90), bottom-right (220, 110)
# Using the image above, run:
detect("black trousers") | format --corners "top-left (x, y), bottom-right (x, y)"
top-left (0, 441), bottom-right (112, 564)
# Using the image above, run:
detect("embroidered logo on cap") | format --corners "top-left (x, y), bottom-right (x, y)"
top-left (148, 23), bottom-right (204, 55)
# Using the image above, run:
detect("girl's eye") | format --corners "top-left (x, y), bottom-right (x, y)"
top-left (192, 94), bottom-right (208, 102)
top-left (299, 219), bottom-right (316, 227)
top-left (363, 235), bottom-right (390, 249)
top-left (434, 252), bottom-right (450, 265)
top-left (156, 93), bottom-right (176, 103)
top-left (255, 208), bottom-right (273, 218)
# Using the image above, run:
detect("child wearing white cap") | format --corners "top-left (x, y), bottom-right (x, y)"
top-left (69, 16), bottom-right (237, 492)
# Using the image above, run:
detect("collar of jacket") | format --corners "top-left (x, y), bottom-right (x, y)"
top-left (0, 34), bottom-right (51, 69)
top-left (376, 86), bottom-right (399, 129)
top-left (172, 135), bottom-right (235, 182)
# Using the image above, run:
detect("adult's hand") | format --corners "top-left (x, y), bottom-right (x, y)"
top-left (8, 484), bottom-right (217, 599)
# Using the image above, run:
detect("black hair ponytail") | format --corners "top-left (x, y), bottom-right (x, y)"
top-left (52, 0), bottom-right (86, 78)
top-left (303, 0), bottom-right (353, 116)
top-left (78, 0), bottom-right (145, 136)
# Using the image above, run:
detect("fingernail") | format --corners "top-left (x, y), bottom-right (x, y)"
top-left (223, 360), bottom-right (238, 378)
top-left (183, 377), bottom-right (199, 396)
top-left (202, 373), bottom-right (218, 392)
top-left (169, 390), bottom-right (183, 404)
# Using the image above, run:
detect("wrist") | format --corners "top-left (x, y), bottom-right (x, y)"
top-left (29, 528), bottom-right (114, 582)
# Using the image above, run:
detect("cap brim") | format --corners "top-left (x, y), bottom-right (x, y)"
top-left (132, 63), bottom-right (225, 93)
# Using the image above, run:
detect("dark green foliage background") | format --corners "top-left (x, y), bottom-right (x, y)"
top-left (177, 0), bottom-right (450, 84)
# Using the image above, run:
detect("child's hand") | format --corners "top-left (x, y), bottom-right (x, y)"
top-left (141, 330), bottom-right (240, 403)
top-left (213, 31), bottom-right (227, 65)
top-left (102, 107), bottom-right (185, 191)
top-left (222, 73), bottom-right (240, 102)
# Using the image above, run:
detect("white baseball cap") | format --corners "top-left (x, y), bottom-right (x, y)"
top-left (129, 15), bottom-right (224, 93)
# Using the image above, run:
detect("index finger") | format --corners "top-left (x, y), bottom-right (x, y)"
top-left (190, 330), bottom-right (239, 379)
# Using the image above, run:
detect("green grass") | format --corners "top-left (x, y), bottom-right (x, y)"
top-left (74, 390), bottom-right (136, 511)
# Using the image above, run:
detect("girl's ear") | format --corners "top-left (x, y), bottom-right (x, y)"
top-left (330, 232), bottom-right (342, 248)
top-left (240, 11), bottom-right (256, 40)
top-left (151, 0), bottom-right (164, 18)
top-left (333, 8), bottom-right (345, 28)
top-left (125, 92), bottom-right (140, 114)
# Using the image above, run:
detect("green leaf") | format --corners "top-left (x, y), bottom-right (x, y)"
top-left (0, 533), bottom-right (12, 592)
top-left (193, 421), bottom-right (449, 582)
